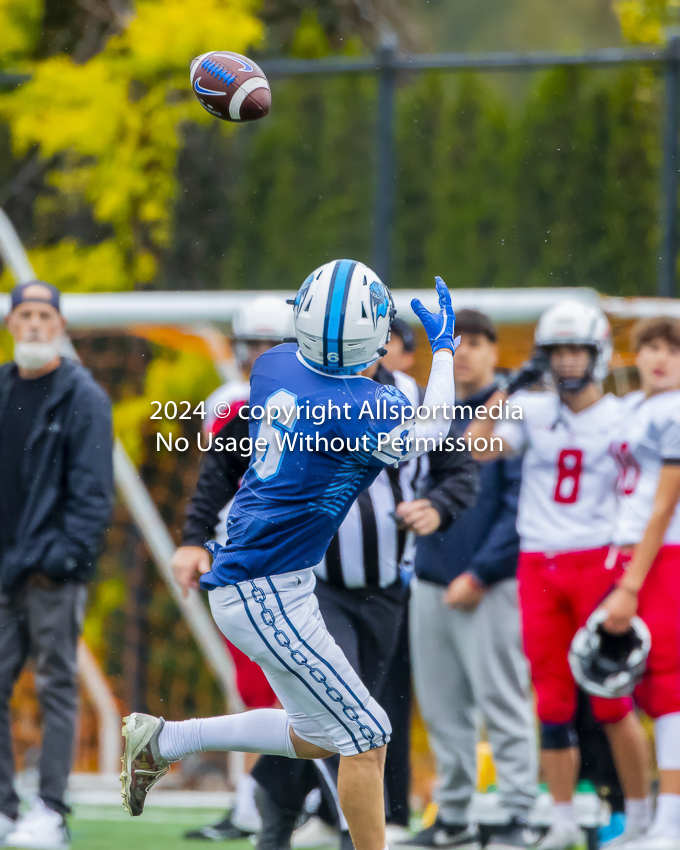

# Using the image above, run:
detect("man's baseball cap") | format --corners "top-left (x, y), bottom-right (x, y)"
top-left (391, 317), bottom-right (417, 352)
top-left (10, 281), bottom-right (61, 313)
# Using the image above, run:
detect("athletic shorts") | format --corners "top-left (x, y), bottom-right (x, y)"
top-left (518, 547), bottom-right (633, 726)
top-left (208, 568), bottom-right (391, 757)
top-left (223, 637), bottom-right (277, 709)
top-left (616, 545), bottom-right (680, 719)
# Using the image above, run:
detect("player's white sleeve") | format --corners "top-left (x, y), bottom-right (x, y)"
top-left (660, 411), bottom-right (680, 461)
top-left (371, 350), bottom-right (455, 464)
top-left (493, 419), bottom-right (526, 455)
top-left (490, 393), bottom-right (528, 455)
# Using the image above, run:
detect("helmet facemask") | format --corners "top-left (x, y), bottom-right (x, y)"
top-left (541, 345), bottom-right (599, 395)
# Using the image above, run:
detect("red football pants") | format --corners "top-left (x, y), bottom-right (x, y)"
top-left (224, 637), bottom-right (277, 709)
top-left (619, 545), bottom-right (680, 719)
top-left (518, 547), bottom-right (633, 726)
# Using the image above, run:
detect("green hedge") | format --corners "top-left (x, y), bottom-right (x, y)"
top-left (163, 66), bottom-right (661, 295)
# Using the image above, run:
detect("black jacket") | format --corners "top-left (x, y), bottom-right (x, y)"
top-left (182, 365), bottom-right (479, 546)
top-left (0, 358), bottom-right (114, 591)
top-left (415, 384), bottom-right (521, 588)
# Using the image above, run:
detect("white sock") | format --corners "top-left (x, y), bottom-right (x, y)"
top-left (651, 794), bottom-right (680, 839)
top-left (233, 773), bottom-right (259, 825)
top-left (625, 797), bottom-right (652, 832)
top-left (551, 802), bottom-right (577, 830)
top-left (656, 713), bottom-right (680, 770)
top-left (158, 709), bottom-right (296, 762)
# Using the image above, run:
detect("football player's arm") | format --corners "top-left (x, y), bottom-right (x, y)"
top-left (371, 278), bottom-right (457, 465)
top-left (467, 390), bottom-right (509, 460)
top-left (602, 462), bottom-right (680, 633)
top-left (468, 360), bottom-right (544, 460)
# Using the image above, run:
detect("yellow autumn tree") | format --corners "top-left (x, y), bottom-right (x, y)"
top-left (0, 0), bottom-right (263, 292)
top-left (615, 0), bottom-right (680, 43)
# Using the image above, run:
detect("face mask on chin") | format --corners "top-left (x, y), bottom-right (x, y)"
top-left (13, 341), bottom-right (60, 370)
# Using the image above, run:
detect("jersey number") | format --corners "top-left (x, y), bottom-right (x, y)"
top-left (610, 442), bottom-right (640, 496)
top-left (553, 448), bottom-right (583, 504)
top-left (252, 389), bottom-right (298, 481)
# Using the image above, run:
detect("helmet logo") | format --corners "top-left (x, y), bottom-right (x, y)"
top-left (295, 274), bottom-right (313, 316)
top-left (369, 281), bottom-right (389, 329)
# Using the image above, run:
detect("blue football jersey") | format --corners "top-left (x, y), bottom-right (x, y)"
top-left (200, 344), bottom-right (413, 587)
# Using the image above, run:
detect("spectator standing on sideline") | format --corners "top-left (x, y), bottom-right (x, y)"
top-left (404, 310), bottom-right (537, 850)
top-left (0, 282), bottom-right (114, 850)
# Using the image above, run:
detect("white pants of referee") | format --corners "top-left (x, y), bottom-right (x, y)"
top-left (410, 576), bottom-right (537, 825)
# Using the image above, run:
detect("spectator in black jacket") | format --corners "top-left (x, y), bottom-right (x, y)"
top-left (0, 281), bottom-right (113, 850)
top-left (404, 310), bottom-right (537, 850)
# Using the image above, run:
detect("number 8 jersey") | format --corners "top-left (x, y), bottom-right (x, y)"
top-left (494, 390), bottom-right (623, 553)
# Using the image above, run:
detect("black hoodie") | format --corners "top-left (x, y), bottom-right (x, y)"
top-left (0, 358), bottom-right (114, 591)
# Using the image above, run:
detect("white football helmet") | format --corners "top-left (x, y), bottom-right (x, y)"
top-left (534, 299), bottom-right (612, 388)
top-left (232, 296), bottom-right (295, 341)
top-left (293, 259), bottom-right (395, 375)
top-left (569, 609), bottom-right (651, 699)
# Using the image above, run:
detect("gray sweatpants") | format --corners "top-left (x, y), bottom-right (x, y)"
top-left (0, 579), bottom-right (87, 818)
top-left (410, 577), bottom-right (537, 825)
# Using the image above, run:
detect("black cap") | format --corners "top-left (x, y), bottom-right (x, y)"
top-left (10, 281), bottom-right (61, 314)
top-left (391, 317), bottom-right (417, 352)
top-left (455, 309), bottom-right (497, 343)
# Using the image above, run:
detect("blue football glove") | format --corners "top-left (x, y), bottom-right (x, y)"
top-left (411, 276), bottom-right (460, 354)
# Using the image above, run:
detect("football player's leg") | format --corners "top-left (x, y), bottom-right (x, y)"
top-left (569, 550), bottom-right (652, 831)
top-left (518, 554), bottom-right (580, 805)
top-left (216, 570), bottom-right (391, 850)
top-left (632, 547), bottom-right (680, 845)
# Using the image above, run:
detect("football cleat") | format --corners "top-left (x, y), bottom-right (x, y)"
top-left (536, 824), bottom-right (586, 850)
top-left (398, 820), bottom-right (481, 849)
top-left (3, 798), bottom-right (70, 849)
top-left (120, 712), bottom-right (170, 817)
top-left (485, 816), bottom-right (534, 850)
top-left (601, 823), bottom-right (649, 848)
top-left (605, 831), bottom-right (680, 850)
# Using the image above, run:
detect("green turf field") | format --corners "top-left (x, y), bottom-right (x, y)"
top-left (62, 807), bottom-right (259, 850)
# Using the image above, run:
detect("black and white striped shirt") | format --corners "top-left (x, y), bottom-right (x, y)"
top-left (314, 369), bottom-right (425, 589)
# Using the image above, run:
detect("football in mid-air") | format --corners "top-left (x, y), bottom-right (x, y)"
top-left (189, 51), bottom-right (271, 122)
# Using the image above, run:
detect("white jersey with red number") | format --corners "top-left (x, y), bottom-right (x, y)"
top-left (612, 389), bottom-right (680, 546)
top-left (494, 390), bottom-right (622, 553)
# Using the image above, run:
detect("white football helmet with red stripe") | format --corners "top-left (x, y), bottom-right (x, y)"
top-left (535, 299), bottom-right (612, 388)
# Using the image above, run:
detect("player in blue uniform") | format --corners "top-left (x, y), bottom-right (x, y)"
top-left (120, 260), bottom-right (458, 850)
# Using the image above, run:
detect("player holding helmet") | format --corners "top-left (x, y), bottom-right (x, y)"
top-left (122, 261), bottom-right (460, 850)
top-left (470, 300), bottom-right (650, 850)
top-left (596, 318), bottom-right (680, 850)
